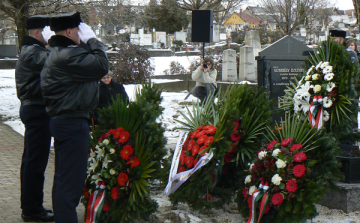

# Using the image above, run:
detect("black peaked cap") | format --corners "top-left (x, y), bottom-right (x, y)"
top-left (50, 11), bottom-right (82, 31)
top-left (26, 15), bottom-right (50, 30)
top-left (329, 29), bottom-right (346, 38)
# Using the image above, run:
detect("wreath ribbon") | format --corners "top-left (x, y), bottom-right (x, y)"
top-left (247, 182), bottom-right (269, 223)
top-left (86, 182), bottom-right (107, 223)
top-left (309, 96), bottom-right (323, 129)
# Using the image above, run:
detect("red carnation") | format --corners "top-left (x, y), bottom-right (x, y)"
top-left (192, 145), bottom-right (200, 156)
top-left (180, 151), bottom-right (186, 165)
top-left (290, 144), bottom-right (302, 151)
top-left (204, 136), bottom-right (214, 146)
top-left (194, 158), bottom-right (199, 166)
top-left (178, 166), bottom-right (186, 173)
top-left (224, 152), bottom-right (234, 162)
top-left (111, 187), bottom-right (119, 200)
top-left (118, 131), bottom-right (130, 144)
top-left (243, 188), bottom-right (248, 198)
top-left (197, 135), bottom-right (208, 145)
top-left (196, 130), bottom-right (206, 138)
top-left (192, 130), bottom-right (200, 138)
top-left (233, 121), bottom-right (239, 131)
top-left (286, 179), bottom-right (298, 193)
top-left (231, 132), bottom-right (241, 142)
top-left (120, 145), bottom-right (133, 160)
top-left (127, 156), bottom-right (140, 168)
top-left (247, 196), bottom-right (252, 208)
top-left (113, 127), bottom-right (124, 139)
top-left (293, 164), bottom-right (306, 177)
top-left (188, 140), bottom-right (195, 151)
top-left (84, 187), bottom-right (89, 198)
top-left (196, 125), bottom-right (204, 131)
top-left (294, 152), bottom-right (307, 162)
top-left (267, 140), bottom-right (278, 150)
top-left (281, 138), bottom-right (293, 146)
top-left (117, 173), bottom-right (128, 186)
top-left (199, 146), bottom-right (208, 156)
top-left (103, 200), bottom-right (110, 211)
top-left (185, 156), bottom-right (194, 168)
top-left (104, 133), bottom-right (109, 138)
top-left (182, 139), bottom-right (190, 150)
top-left (271, 192), bottom-right (284, 205)
top-left (205, 125), bottom-right (217, 135)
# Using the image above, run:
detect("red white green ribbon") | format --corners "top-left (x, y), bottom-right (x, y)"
top-left (247, 182), bottom-right (269, 223)
top-left (86, 182), bottom-right (107, 223)
top-left (309, 96), bottom-right (323, 129)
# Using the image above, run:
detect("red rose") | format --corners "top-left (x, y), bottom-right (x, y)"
top-left (243, 188), bottom-right (248, 198)
top-left (231, 132), bottom-right (241, 142)
top-left (192, 145), bottom-right (200, 156)
top-left (102, 200), bottom-right (110, 211)
top-left (127, 156), bottom-right (140, 168)
top-left (267, 140), bottom-right (278, 150)
top-left (281, 138), bottom-right (293, 146)
top-left (197, 135), bottom-right (208, 145)
top-left (111, 187), bottom-right (119, 200)
top-left (84, 187), bottom-right (89, 198)
top-left (271, 192), bottom-right (284, 205)
top-left (204, 136), bottom-right (214, 146)
top-left (118, 131), bottom-right (130, 144)
top-left (293, 164), bottom-right (306, 177)
top-left (205, 125), bottom-right (217, 135)
top-left (247, 197), bottom-right (252, 208)
top-left (286, 179), bottom-right (298, 193)
top-left (188, 140), bottom-right (195, 151)
top-left (224, 152), bottom-right (234, 162)
top-left (233, 121), bottom-right (239, 131)
top-left (117, 173), bottom-right (128, 186)
top-left (293, 152), bottom-right (307, 162)
top-left (290, 144), bottom-right (302, 151)
top-left (185, 156), bottom-right (194, 168)
top-left (120, 145), bottom-right (133, 160)
top-left (178, 166), bottom-right (186, 173)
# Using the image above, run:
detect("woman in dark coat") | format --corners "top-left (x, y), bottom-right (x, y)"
top-left (99, 71), bottom-right (129, 108)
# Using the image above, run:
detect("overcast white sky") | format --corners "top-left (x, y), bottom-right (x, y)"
top-left (242, 0), bottom-right (354, 10)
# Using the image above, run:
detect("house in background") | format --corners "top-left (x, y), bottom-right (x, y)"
top-left (243, 6), bottom-right (278, 31)
top-left (223, 10), bottom-right (261, 31)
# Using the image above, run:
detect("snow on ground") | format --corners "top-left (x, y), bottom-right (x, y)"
top-left (151, 56), bottom-right (200, 76)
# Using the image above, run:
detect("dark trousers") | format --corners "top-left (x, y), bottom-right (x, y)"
top-left (50, 118), bottom-right (89, 223)
top-left (189, 83), bottom-right (217, 103)
top-left (20, 105), bottom-right (51, 215)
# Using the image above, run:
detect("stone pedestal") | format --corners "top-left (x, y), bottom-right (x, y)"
top-left (239, 46), bottom-right (256, 82)
top-left (222, 49), bottom-right (237, 82)
top-left (320, 182), bottom-right (360, 213)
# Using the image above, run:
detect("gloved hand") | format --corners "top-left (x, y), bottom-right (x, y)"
top-left (78, 22), bottom-right (97, 43)
top-left (41, 26), bottom-right (55, 44)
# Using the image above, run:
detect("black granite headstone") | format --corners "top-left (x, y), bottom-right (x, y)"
top-left (0, 45), bottom-right (18, 59)
top-left (256, 36), bottom-right (311, 122)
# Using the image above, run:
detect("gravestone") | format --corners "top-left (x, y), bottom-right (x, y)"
top-left (244, 30), bottom-right (261, 78)
top-left (239, 46), bottom-right (256, 82)
top-left (256, 35), bottom-right (311, 122)
top-left (0, 45), bottom-right (18, 58)
top-left (222, 49), bottom-right (237, 81)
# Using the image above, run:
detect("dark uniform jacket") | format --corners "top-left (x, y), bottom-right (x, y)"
top-left (99, 80), bottom-right (129, 108)
top-left (15, 36), bottom-right (50, 106)
top-left (41, 35), bottom-right (109, 119)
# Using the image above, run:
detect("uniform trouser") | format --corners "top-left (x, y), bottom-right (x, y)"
top-left (50, 118), bottom-right (89, 223)
top-left (20, 105), bottom-right (51, 215)
top-left (189, 83), bottom-right (216, 103)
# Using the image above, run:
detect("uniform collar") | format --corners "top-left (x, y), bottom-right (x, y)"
top-left (21, 36), bottom-right (46, 48)
top-left (48, 35), bottom-right (78, 48)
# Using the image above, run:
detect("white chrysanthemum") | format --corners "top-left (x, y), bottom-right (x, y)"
top-left (110, 169), bottom-right (116, 175)
top-left (272, 149), bottom-right (281, 157)
top-left (323, 97), bottom-right (333, 108)
top-left (245, 175), bottom-right (252, 184)
top-left (320, 62), bottom-right (329, 69)
top-left (306, 65), bottom-right (315, 75)
top-left (249, 163), bottom-right (254, 171)
top-left (326, 82), bottom-right (335, 92)
top-left (110, 148), bottom-right (116, 154)
top-left (314, 85), bottom-right (322, 93)
top-left (324, 73), bottom-right (334, 81)
top-left (305, 75), bottom-right (311, 81)
top-left (312, 74), bottom-right (319, 80)
top-left (322, 65), bottom-right (333, 74)
top-left (258, 151), bottom-right (267, 160)
top-left (103, 139), bottom-right (109, 145)
top-left (323, 110), bottom-right (330, 122)
top-left (271, 174), bottom-right (282, 185)
top-left (249, 185), bottom-right (257, 196)
top-left (276, 159), bottom-right (287, 169)
top-left (315, 61), bottom-right (323, 70)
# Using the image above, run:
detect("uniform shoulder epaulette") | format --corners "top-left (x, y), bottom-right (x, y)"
top-left (68, 45), bottom-right (79, 48)
top-left (33, 44), bottom-right (40, 47)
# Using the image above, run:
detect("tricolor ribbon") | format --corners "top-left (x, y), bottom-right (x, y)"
top-left (309, 96), bottom-right (323, 129)
top-left (247, 182), bottom-right (270, 223)
top-left (86, 182), bottom-right (107, 223)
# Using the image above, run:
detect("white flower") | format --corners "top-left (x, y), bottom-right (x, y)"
top-left (102, 156), bottom-right (112, 169)
top-left (249, 185), bottom-right (257, 195)
top-left (88, 150), bottom-right (96, 162)
top-left (315, 61), bottom-right (323, 70)
top-left (271, 174), bottom-right (282, 185)
top-left (306, 65), bottom-right (315, 75)
top-left (276, 159), bottom-right (287, 169)
top-left (272, 149), bottom-right (281, 157)
top-left (95, 145), bottom-right (100, 150)
top-left (294, 82), bottom-right (311, 114)
top-left (305, 75), bottom-right (311, 81)
top-left (249, 163), bottom-right (254, 171)
top-left (96, 147), bottom-right (105, 160)
top-left (312, 74), bottom-right (319, 80)
top-left (103, 139), bottom-right (109, 145)
top-left (314, 85), bottom-right (322, 93)
top-left (320, 61), bottom-right (329, 69)
top-left (323, 97), bottom-right (333, 108)
top-left (326, 82), bottom-right (335, 92)
top-left (110, 148), bottom-right (116, 154)
top-left (324, 73), bottom-right (334, 81)
top-left (258, 151), bottom-right (267, 160)
top-left (245, 175), bottom-right (252, 184)
top-left (323, 110), bottom-right (330, 122)
top-left (88, 160), bottom-right (98, 173)
top-left (322, 65), bottom-right (333, 74)
top-left (91, 173), bottom-right (103, 185)
top-left (110, 169), bottom-right (116, 175)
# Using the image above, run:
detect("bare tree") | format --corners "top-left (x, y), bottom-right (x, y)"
top-left (257, 0), bottom-right (331, 35)
top-left (353, 0), bottom-right (360, 24)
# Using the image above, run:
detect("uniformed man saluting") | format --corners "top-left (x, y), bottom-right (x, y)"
top-left (15, 15), bottom-right (55, 222)
top-left (40, 12), bottom-right (109, 223)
